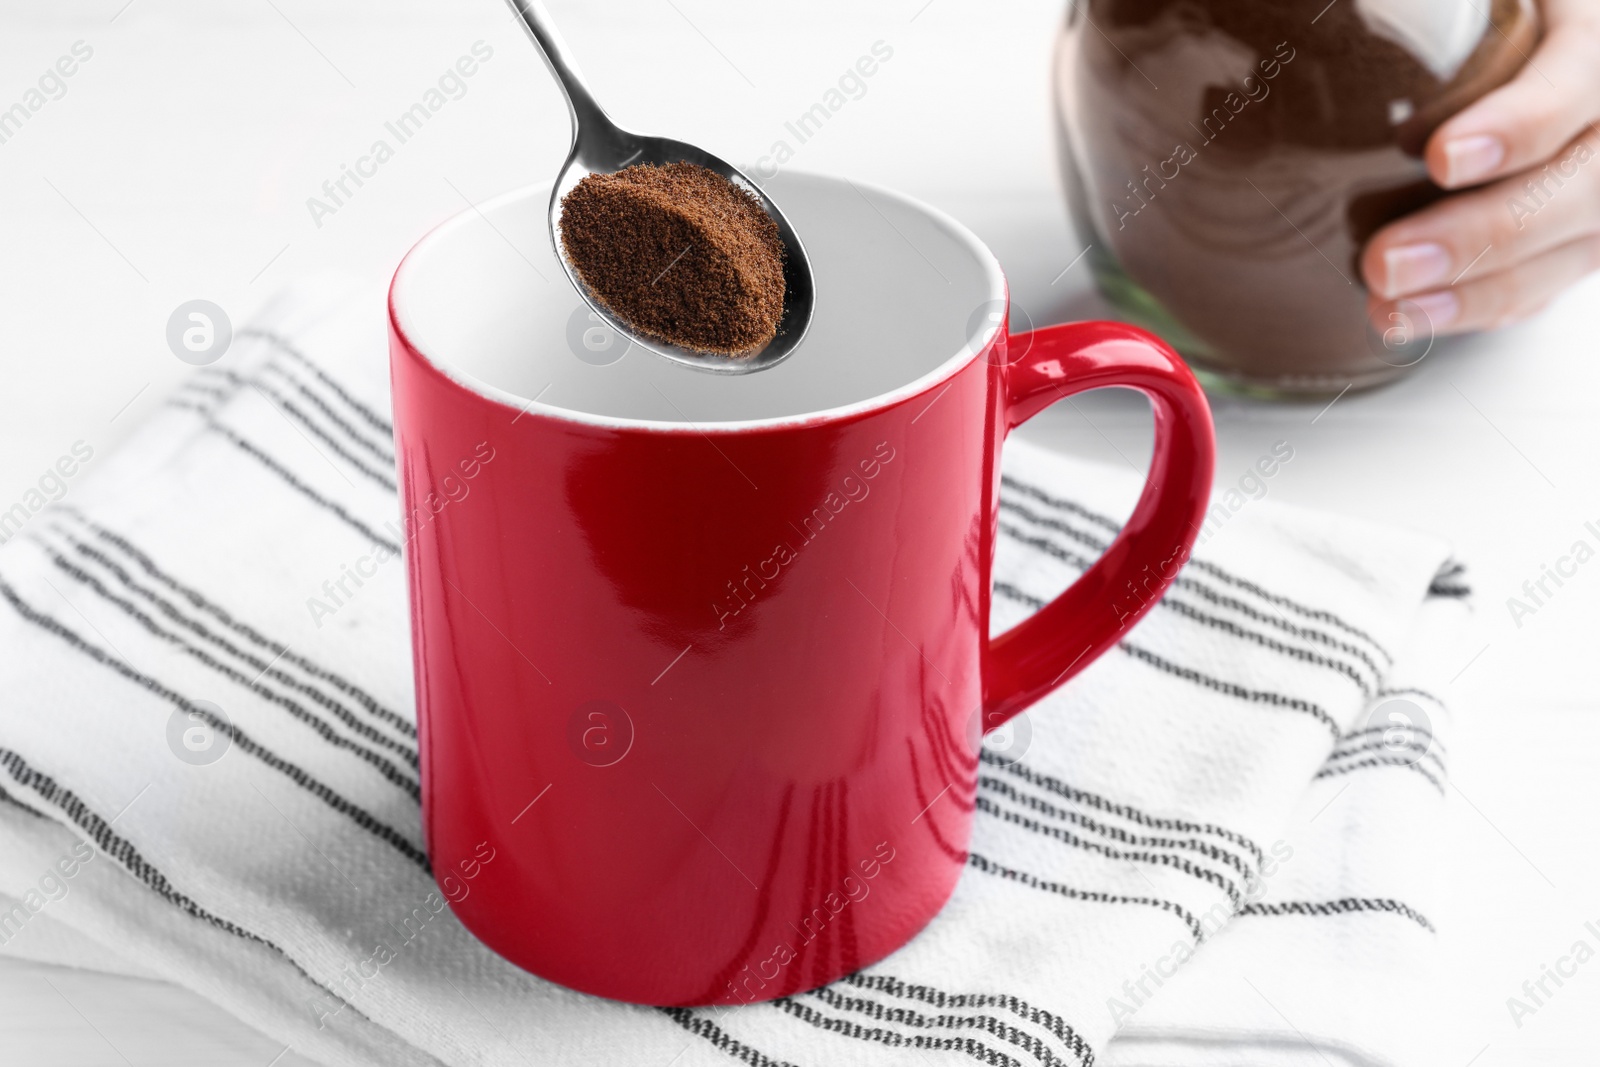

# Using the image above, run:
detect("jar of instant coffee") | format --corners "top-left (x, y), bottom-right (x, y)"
top-left (1054, 0), bottom-right (1540, 397)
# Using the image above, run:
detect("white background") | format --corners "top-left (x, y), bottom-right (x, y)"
top-left (0, 0), bottom-right (1596, 1064)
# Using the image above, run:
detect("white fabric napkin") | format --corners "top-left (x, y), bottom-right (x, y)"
top-left (0, 278), bottom-right (1466, 1067)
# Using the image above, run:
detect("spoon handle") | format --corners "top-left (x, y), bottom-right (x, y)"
top-left (504, 0), bottom-right (615, 144)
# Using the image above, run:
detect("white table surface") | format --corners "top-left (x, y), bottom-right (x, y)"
top-left (1, 1), bottom-right (1596, 1064)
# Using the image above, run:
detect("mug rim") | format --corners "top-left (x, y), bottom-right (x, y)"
top-left (388, 174), bottom-right (1009, 434)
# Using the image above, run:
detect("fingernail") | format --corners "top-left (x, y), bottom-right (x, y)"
top-left (1406, 290), bottom-right (1460, 330)
top-left (1443, 134), bottom-right (1505, 186)
top-left (1381, 242), bottom-right (1451, 297)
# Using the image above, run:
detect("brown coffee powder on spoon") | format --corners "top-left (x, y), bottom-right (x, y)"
top-left (558, 162), bottom-right (786, 358)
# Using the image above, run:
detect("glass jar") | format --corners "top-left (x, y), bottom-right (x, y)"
top-left (1054, 0), bottom-right (1540, 397)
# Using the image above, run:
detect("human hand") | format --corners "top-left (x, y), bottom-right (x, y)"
top-left (1361, 0), bottom-right (1600, 336)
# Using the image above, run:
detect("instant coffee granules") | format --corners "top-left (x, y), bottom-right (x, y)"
top-left (559, 162), bottom-right (786, 357)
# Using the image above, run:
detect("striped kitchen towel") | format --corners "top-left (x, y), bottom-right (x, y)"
top-left (0, 277), bottom-right (1467, 1067)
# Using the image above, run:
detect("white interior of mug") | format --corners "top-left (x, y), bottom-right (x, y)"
top-left (389, 172), bottom-right (1006, 428)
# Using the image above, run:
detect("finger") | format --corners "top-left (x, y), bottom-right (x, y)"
top-left (1425, 15), bottom-right (1600, 188)
top-left (1361, 131), bottom-right (1600, 298)
top-left (1366, 235), bottom-right (1600, 336)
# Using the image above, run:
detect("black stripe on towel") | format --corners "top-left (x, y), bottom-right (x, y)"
top-left (52, 526), bottom-right (418, 765)
top-left (165, 399), bottom-right (399, 554)
top-left (1313, 754), bottom-right (1445, 795)
top-left (974, 794), bottom-right (1242, 909)
top-left (61, 510), bottom-right (414, 739)
top-left (1428, 559), bottom-right (1471, 599)
top-left (176, 379), bottom-right (233, 402)
top-left (967, 852), bottom-right (1205, 943)
top-left (1350, 692), bottom-right (1449, 753)
top-left (249, 379), bottom-right (397, 493)
top-left (658, 1007), bottom-right (800, 1067)
top-left (999, 475), bottom-right (1394, 665)
top-left (0, 781), bottom-right (48, 820)
top-left (1326, 735), bottom-right (1445, 777)
top-left (843, 973), bottom-right (1094, 1067)
top-left (1239, 896), bottom-right (1435, 933)
top-left (241, 328), bottom-right (395, 438)
top-left (0, 746), bottom-right (366, 1014)
top-left (773, 995), bottom-right (1020, 1067)
top-left (810, 981), bottom-right (1074, 1067)
top-left (810, 985), bottom-right (1056, 1066)
top-left (39, 547), bottom-right (421, 799)
top-left (1336, 724), bottom-right (1447, 762)
top-left (198, 366), bottom-right (244, 389)
top-left (999, 521), bottom-right (1377, 697)
top-left (212, 420), bottom-right (399, 553)
top-left (0, 577), bottom-right (428, 869)
top-left (262, 362), bottom-right (396, 466)
top-left (998, 502), bottom-right (1388, 686)
top-left (1375, 686), bottom-right (1449, 708)
top-left (1117, 641), bottom-right (1341, 741)
top-left (992, 582), bottom-right (1340, 740)
top-left (978, 775), bottom-right (1251, 900)
top-left (980, 751), bottom-right (1263, 870)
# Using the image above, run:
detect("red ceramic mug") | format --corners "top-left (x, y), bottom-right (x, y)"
top-left (388, 173), bottom-right (1214, 1006)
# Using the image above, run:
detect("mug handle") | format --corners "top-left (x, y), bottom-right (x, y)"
top-left (983, 321), bottom-right (1215, 728)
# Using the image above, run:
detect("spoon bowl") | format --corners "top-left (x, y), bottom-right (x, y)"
top-left (509, 0), bottom-right (814, 374)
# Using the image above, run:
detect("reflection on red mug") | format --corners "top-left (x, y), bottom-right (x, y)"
top-left (388, 173), bottom-right (1214, 1005)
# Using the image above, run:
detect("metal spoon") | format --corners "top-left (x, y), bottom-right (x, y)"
top-left (505, 0), bottom-right (814, 374)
